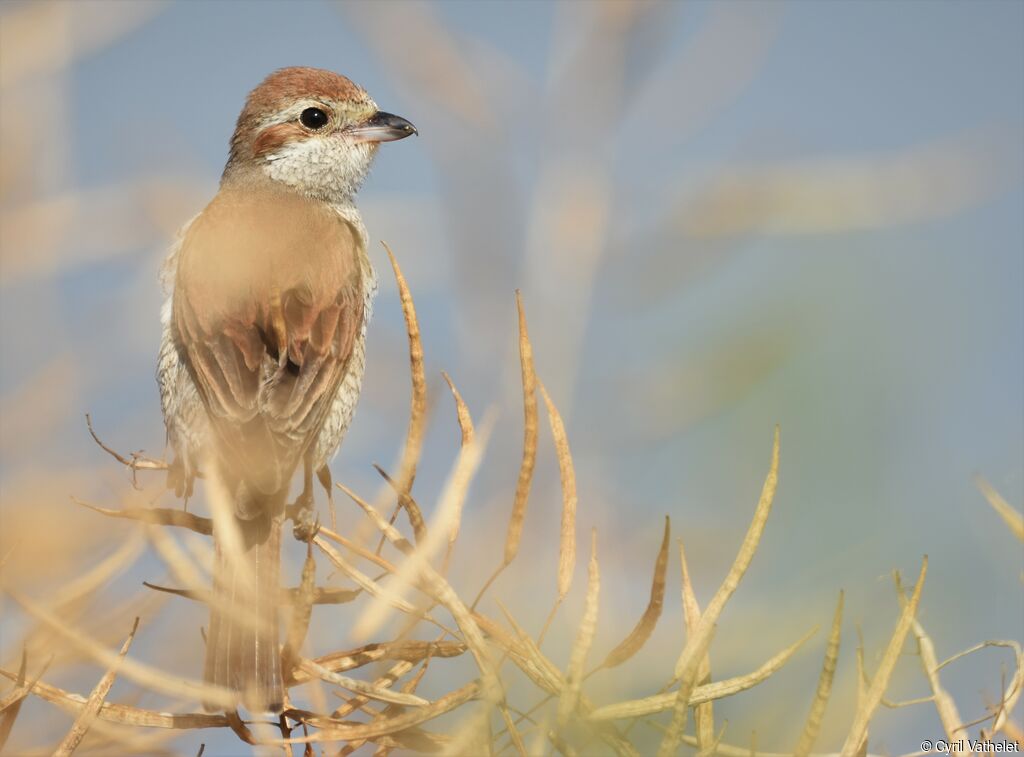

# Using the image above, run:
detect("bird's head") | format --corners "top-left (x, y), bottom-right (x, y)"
top-left (224, 67), bottom-right (416, 203)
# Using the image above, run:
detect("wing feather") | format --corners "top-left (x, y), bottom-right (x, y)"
top-left (172, 187), bottom-right (364, 499)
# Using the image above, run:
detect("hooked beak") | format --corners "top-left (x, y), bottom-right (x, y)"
top-left (346, 111), bottom-right (417, 143)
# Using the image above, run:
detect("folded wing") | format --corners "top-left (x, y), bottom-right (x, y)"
top-left (172, 187), bottom-right (363, 499)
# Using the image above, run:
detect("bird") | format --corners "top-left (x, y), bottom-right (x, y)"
top-left (156, 67), bottom-right (416, 712)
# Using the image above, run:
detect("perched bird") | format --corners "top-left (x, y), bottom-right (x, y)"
top-left (157, 67), bottom-right (416, 712)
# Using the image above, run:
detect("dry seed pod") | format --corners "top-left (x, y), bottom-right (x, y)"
top-left (601, 516), bottom-right (670, 669)
top-left (794, 591), bottom-right (844, 757)
top-left (504, 290), bottom-right (538, 567)
top-left (538, 380), bottom-right (578, 601)
top-left (558, 529), bottom-right (600, 726)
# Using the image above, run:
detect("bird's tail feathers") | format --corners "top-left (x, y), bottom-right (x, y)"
top-left (203, 485), bottom-right (285, 713)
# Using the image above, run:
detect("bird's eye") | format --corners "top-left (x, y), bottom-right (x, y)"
top-left (299, 107), bottom-right (329, 130)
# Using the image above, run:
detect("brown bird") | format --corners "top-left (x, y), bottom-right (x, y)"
top-left (157, 67), bottom-right (416, 712)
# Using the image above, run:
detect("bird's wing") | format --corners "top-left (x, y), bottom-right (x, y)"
top-left (172, 187), bottom-right (364, 497)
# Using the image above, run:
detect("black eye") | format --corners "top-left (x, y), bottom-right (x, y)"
top-left (299, 107), bottom-right (329, 130)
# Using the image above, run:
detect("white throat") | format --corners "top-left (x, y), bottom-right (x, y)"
top-left (262, 136), bottom-right (377, 205)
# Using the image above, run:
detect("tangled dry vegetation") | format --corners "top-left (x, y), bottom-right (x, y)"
top-left (1, 248), bottom-right (1021, 756)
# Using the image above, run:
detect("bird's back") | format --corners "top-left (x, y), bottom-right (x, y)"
top-left (172, 185), bottom-right (366, 499)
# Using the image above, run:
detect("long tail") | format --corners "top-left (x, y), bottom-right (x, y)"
top-left (203, 503), bottom-right (284, 713)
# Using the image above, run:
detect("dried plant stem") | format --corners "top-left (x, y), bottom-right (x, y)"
top-left (911, 617), bottom-right (967, 748)
top-left (297, 659), bottom-right (428, 707)
top-left (558, 530), bottom-right (599, 726)
top-left (536, 598), bottom-right (563, 650)
top-left (53, 618), bottom-right (139, 757)
top-left (658, 425), bottom-right (780, 757)
top-left (840, 556), bottom-right (928, 756)
top-left (142, 581), bottom-right (359, 607)
top-left (679, 536), bottom-right (714, 752)
top-left (348, 493), bottom-right (503, 707)
top-left (588, 627), bottom-right (815, 721)
top-left (332, 660), bottom-right (417, 721)
top-left (72, 498), bottom-right (212, 534)
top-left (318, 519), bottom-right (395, 574)
top-left (794, 591), bottom-right (844, 757)
top-left (0, 666), bottom-right (231, 730)
top-left (314, 535), bottom-right (421, 616)
top-left (373, 464), bottom-right (428, 543)
top-left (470, 564), bottom-right (505, 611)
top-left (287, 640), bottom-right (465, 686)
top-left (85, 413), bottom-right (169, 474)
top-left (283, 542), bottom-right (317, 675)
top-left (0, 653), bottom-right (26, 718)
top-left (500, 704), bottom-right (529, 757)
top-left (274, 682), bottom-right (480, 744)
top-left (0, 654), bottom-right (52, 752)
top-left (974, 474), bottom-right (1024, 541)
top-left (4, 588), bottom-right (238, 708)
top-left (888, 571), bottom-right (975, 748)
top-left (335, 658), bottom-right (437, 753)
top-left (935, 639), bottom-right (1023, 734)
top-left (352, 416), bottom-right (491, 641)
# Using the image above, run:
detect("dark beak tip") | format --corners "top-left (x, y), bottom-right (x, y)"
top-left (394, 118), bottom-right (417, 138)
top-left (348, 111), bottom-right (417, 142)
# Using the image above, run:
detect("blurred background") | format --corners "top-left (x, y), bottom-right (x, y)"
top-left (1, 0), bottom-right (1021, 754)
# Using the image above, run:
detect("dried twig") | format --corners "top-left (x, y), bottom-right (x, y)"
top-left (0, 667), bottom-right (228, 730)
top-left (85, 413), bottom-right (169, 482)
top-left (936, 640), bottom-right (1023, 736)
top-left (54, 618), bottom-right (139, 756)
top-left (72, 497), bottom-right (212, 534)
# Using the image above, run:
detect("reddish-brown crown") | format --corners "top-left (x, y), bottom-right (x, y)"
top-left (243, 67), bottom-right (369, 116)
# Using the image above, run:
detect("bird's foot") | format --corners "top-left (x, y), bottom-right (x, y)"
top-left (290, 493), bottom-right (320, 542)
